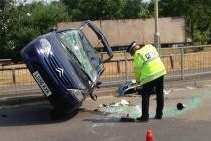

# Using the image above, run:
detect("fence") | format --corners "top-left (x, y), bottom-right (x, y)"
top-left (1, 45), bottom-right (211, 95)
top-left (101, 45), bottom-right (211, 85)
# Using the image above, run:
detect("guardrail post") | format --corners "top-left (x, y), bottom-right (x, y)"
top-left (170, 54), bottom-right (174, 69)
top-left (117, 60), bottom-right (120, 73)
top-left (124, 51), bottom-right (128, 81)
top-left (12, 68), bottom-right (16, 84)
top-left (180, 48), bottom-right (184, 80)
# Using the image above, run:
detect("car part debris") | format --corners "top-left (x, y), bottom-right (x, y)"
top-left (118, 81), bottom-right (170, 96)
top-left (117, 80), bottom-right (142, 96)
top-left (98, 99), bottom-right (130, 108)
top-left (110, 99), bottom-right (130, 107)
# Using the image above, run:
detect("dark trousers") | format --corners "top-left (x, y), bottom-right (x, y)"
top-left (138, 76), bottom-right (164, 118)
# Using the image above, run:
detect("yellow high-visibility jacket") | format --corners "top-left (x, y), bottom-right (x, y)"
top-left (133, 44), bottom-right (166, 85)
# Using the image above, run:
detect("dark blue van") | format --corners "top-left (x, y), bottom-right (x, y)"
top-left (21, 21), bottom-right (113, 118)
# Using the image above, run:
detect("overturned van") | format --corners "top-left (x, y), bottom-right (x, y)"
top-left (21, 20), bottom-right (113, 118)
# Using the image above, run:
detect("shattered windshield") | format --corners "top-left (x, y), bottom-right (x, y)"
top-left (58, 30), bottom-right (97, 82)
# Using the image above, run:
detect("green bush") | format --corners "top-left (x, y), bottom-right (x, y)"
top-left (0, 1), bottom-right (69, 61)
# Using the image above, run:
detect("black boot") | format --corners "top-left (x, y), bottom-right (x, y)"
top-left (155, 113), bottom-right (163, 119)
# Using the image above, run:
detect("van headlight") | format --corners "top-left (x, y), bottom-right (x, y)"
top-left (39, 38), bottom-right (52, 56)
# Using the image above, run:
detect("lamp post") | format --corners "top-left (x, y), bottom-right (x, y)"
top-left (154, 0), bottom-right (160, 51)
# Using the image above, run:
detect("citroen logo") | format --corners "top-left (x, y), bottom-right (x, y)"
top-left (56, 68), bottom-right (64, 77)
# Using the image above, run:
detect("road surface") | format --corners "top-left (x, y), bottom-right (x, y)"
top-left (0, 86), bottom-right (211, 141)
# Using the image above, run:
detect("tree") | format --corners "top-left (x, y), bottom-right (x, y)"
top-left (157, 0), bottom-right (211, 44)
top-left (62, 0), bottom-right (123, 20)
top-left (62, 0), bottom-right (150, 20)
top-left (30, 2), bottom-right (69, 34)
top-left (0, 0), bottom-right (17, 58)
top-left (121, 0), bottom-right (151, 19)
top-left (0, 1), bottom-right (69, 60)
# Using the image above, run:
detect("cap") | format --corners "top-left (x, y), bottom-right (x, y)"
top-left (126, 41), bottom-right (136, 53)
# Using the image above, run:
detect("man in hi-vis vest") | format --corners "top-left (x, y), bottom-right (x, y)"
top-left (126, 41), bottom-right (166, 122)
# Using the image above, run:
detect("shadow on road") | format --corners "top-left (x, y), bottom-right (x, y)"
top-left (0, 103), bottom-right (77, 127)
top-left (83, 117), bottom-right (122, 123)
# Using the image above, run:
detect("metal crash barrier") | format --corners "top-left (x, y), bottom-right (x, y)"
top-left (1, 45), bottom-right (211, 95)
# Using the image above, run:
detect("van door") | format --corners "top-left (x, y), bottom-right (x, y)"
top-left (79, 20), bottom-right (113, 74)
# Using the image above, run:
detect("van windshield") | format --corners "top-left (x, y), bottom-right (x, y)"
top-left (58, 30), bottom-right (97, 82)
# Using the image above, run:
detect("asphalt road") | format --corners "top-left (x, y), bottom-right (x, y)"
top-left (0, 86), bottom-right (211, 141)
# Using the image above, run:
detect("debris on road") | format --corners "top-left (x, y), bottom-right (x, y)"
top-left (111, 99), bottom-right (130, 106)
top-left (117, 81), bottom-right (139, 96)
top-left (97, 99), bottom-right (141, 119)
top-left (164, 89), bottom-right (171, 95)
top-left (120, 114), bottom-right (136, 122)
top-left (99, 99), bottom-right (130, 108)
top-left (177, 102), bottom-right (186, 110)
